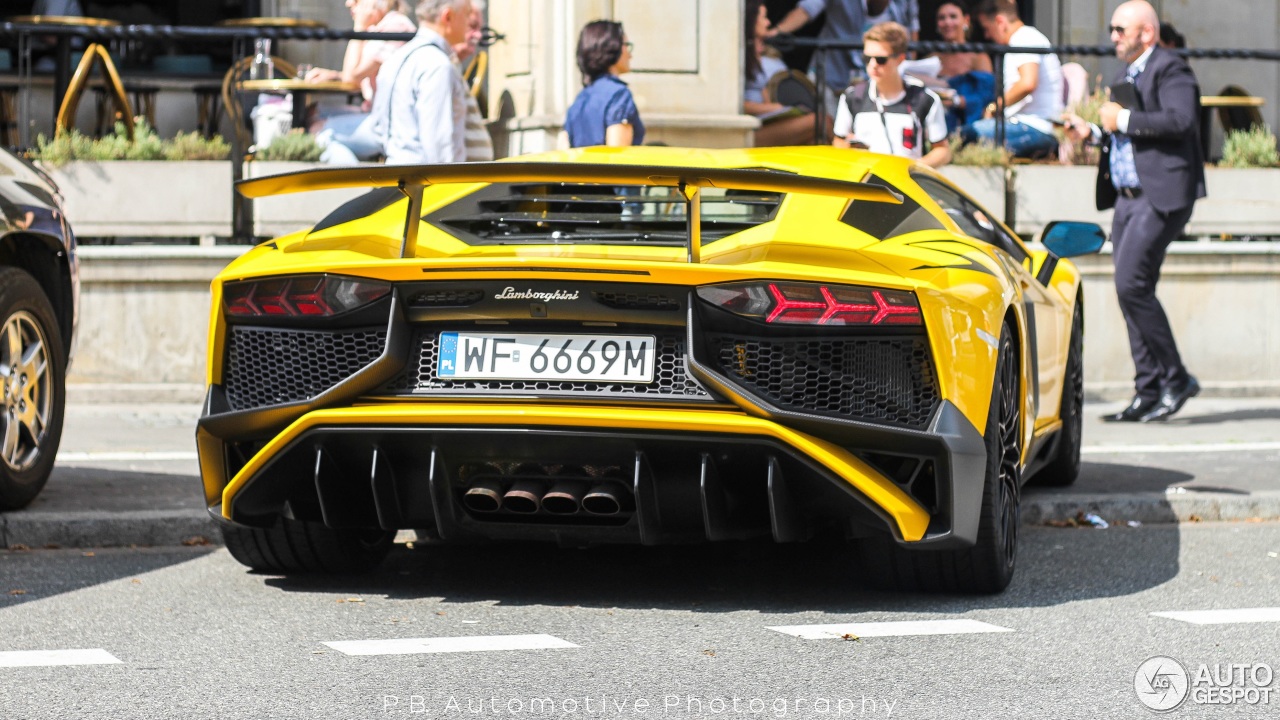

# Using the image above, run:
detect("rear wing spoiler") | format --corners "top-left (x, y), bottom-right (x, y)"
top-left (236, 162), bottom-right (902, 261)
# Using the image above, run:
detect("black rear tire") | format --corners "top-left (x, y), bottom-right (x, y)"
top-left (0, 267), bottom-right (67, 511)
top-left (222, 516), bottom-right (394, 574)
top-left (858, 323), bottom-right (1022, 594)
top-left (1032, 301), bottom-right (1083, 487)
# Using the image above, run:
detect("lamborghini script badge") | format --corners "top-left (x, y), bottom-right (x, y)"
top-left (494, 287), bottom-right (580, 302)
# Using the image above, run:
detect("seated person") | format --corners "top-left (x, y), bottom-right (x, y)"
top-left (308, 0), bottom-right (416, 164)
top-left (930, 1), bottom-right (995, 132)
top-left (958, 0), bottom-right (1062, 158)
top-left (743, 0), bottom-right (820, 146)
top-left (832, 22), bottom-right (951, 168)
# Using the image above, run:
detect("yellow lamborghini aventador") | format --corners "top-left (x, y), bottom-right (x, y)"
top-left (197, 146), bottom-right (1104, 593)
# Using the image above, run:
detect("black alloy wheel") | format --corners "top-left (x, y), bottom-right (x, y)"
top-left (857, 321), bottom-right (1022, 593)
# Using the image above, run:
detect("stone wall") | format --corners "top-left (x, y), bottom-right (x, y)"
top-left (487, 0), bottom-right (756, 152)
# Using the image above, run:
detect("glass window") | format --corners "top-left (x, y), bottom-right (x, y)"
top-left (913, 175), bottom-right (1029, 264)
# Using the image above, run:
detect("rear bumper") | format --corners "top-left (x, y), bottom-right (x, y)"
top-left (199, 401), bottom-right (986, 548)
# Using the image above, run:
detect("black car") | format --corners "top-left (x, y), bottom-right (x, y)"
top-left (0, 147), bottom-right (79, 510)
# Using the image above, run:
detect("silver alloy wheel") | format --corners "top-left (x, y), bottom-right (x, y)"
top-left (0, 310), bottom-right (51, 472)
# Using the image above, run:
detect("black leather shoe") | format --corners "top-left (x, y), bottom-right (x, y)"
top-left (1102, 395), bottom-right (1158, 422)
top-left (1140, 375), bottom-right (1200, 422)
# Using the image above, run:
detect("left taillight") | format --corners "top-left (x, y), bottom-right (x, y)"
top-left (223, 275), bottom-right (391, 319)
top-left (697, 281), bottom-right (922, 326)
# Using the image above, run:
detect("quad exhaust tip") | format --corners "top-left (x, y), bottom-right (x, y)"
top-left (542, 481), bottom-right (587, 515)
top-left (582, 484), bottom-right (624, 516)
top-left (459, 464), bottom-right (633, 516)
top-left (502, 480), bottom-right (543, 514)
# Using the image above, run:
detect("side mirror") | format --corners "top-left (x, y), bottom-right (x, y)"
top-left (1040, 221), bottom-right (1106, 257)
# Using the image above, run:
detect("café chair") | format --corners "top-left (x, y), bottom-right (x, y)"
top-left (93, 83), bottom-right (159, 135)
top-left (55, 43), bottom-right (134, 141)
top-left (0, 84), bottom-right (18, 147)
top-left (221, 54), bottom-right (298, 155)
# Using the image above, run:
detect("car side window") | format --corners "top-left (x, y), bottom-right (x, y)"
top-left (913, 175), bottom-right (1029, 264)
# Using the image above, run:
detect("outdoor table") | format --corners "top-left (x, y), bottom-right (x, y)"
top-left (8, 15), bottom-right (120, 121)
top-left (216, 17), bottom-right (328, 29)
top-left (1199, 94), bottom-right (1266, 160)
top-left (240, 78), bottom-right (359, 129)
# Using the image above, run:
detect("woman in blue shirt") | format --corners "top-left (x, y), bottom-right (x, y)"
top-left (565, 20), bottom-right (644, 148)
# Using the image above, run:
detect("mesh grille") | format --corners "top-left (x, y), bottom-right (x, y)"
top-left (712, 336), bottom-right (938, 428)
top-left (225, 326), bottom-right (386, 410)
top-left (381, 330), bottom-right (711, 400)
top-left (592, 291), bottom-right (681, 311)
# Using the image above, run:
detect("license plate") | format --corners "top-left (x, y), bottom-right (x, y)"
top-left (437, 332), bottom-right (656, 382)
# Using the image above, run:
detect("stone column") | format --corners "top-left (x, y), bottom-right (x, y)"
top-left (486, 0), bottom-right (758, 156)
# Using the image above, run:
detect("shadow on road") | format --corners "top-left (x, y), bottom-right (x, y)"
top-left (263, 523), bottom-right (1181, 614)
top-left (0, 547), bottom-right (214, 608)
top-left (1173, 408), bottom-right (1280, 425)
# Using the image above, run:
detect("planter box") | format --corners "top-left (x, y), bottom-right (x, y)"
top-left (43, 161), bottom-right (233, 238)
top-left (1012, 164), bottom-right (1110, 236)
top-left (249, 161), bottom-right (377, 238)
top-left (1191, 168), bottom-right (1280, 237)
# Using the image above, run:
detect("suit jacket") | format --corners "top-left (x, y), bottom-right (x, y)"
top-left (1096, 46), bottom-right (1207, 213)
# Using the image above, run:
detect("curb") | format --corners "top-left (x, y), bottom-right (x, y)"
top-left (1021, 491), bottom-right (1280, 526)
top-left (3, 493), bottom-right (1279, 550)
top-left (0, 510), bottom-right (218, 550)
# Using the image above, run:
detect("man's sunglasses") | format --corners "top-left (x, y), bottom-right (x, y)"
top-left (866, 55), bottom-right (896, 65)
top-left (1108, 25), bottom-right (1134, 35)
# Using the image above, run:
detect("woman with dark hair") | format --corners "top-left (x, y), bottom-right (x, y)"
top-left (931, 0), bottom-right (995, 132)
top-left (564, 20), bottom-right (644, 147)
top-left (743, 0), bottom-right (818, 145)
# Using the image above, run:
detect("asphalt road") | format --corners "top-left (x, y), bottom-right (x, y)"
top-left (1, 522), bottom-right (1279, 719)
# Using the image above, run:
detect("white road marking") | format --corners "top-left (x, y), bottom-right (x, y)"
top-left (322, 634), bottom-right (580, 656)
top-left (1150, 608), bottom-right (1280, 625)
top-left (767, 619), bottom-right (1014, 640)
top-left (1083, 442), bottom-right (1280, 455)
top-left (57, 451), bottom-right (199, 462)
top-left (0, 649), bottom-right (122, 667)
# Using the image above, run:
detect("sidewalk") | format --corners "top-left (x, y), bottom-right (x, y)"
top-left (2, 395), bottom-right (1278, 549)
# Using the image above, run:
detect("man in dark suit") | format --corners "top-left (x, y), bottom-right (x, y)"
top-left (1064, 0), bottom-right (1205, 422)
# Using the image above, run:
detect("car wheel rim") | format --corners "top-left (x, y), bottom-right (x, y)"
top-left (996, 338), bottom-right (1020, 568)
top-left (0, 311), bottom-right (52, 473)
top-left (1066, 322), bottom-right (1083, 450)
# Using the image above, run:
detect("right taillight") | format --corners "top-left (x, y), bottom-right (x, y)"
top-left (697, 281), bottom-right (922, 326)
top-left (223, 275), bottom-right (390, 319)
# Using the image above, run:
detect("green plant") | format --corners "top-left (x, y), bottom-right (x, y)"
top-left (163, 131), bottom-right (231, 161)
top-left (255, 129), bottom-right (323, 162)
top-left (32, 118), bottom-right (229, 166)
top-left (1057, 83), bottom-right (1106, 166)
top-left (949, 133), bottom-right (1011, 167)
top-left (1220, 125), bottom-right (1279, 168)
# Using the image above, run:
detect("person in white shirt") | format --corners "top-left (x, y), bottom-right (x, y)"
top-left (833, 22), bottom-right (951, 167)
top-left (362, 0), bottom-right (472, 164)
top-left (958, 0), bottom-right (1063, 158)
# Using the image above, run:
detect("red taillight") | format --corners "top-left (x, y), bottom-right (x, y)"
top-left (222, 275), bottom-right (390, 319)
top-left (698, 282), bottom-right (922, 326)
